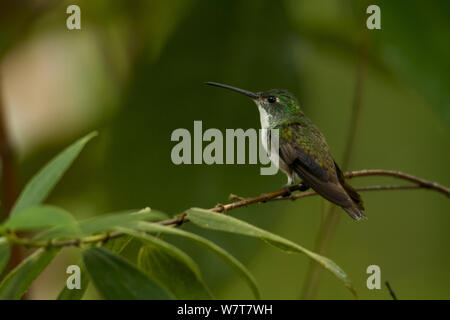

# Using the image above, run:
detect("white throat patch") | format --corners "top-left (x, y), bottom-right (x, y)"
top-left (257, 106), bottom-right (271, 129)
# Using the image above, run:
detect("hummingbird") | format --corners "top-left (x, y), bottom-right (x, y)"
top-left (205, 82), bottom-right (366, 220)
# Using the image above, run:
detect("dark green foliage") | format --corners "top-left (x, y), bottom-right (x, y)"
top-left (0, 238), bottom-right (10, 276)
top-left (83, 247), bottom-right (170, 300)
top-left (136, 236), bottom-right (213, 299)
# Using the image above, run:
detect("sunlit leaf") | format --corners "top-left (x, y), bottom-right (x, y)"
top-left (121, 228), bottom-right (212, 299)
top-left (0, 248), bottom-right (60, 299)
top-left (83, 247), bottom-right (171, 300)
top-left (33, 223), bottom-right (82, 241)
top-left (133, 221), bottom-right (260, 299)
top-left (103, 235), bottom-right (134, 254)
top-left (79, 208), bottom-right (167, 236)
top-left (187, 208), bottom-right (356, 296)
top-left (3, 205), bottom-right (76, 232)
top-left (10, 132), bottom-right (97, 217)
top-left (35, 208), bottom-right (166, 241)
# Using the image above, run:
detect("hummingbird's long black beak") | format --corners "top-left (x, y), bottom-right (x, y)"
top-left (205, 82), bottom-right (259, 99)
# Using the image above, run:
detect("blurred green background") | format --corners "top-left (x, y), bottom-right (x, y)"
top-left (0, 0), bottom-right (449, 299)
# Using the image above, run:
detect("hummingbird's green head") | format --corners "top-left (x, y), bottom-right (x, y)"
top-left (256, 88), bottom-right (301, 115)
top-left (205, 82), bottom-right (302, 127)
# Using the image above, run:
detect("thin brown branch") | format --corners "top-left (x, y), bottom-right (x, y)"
top-left (208, 169), bottom-right (448, 214)
top-left (385, 281), bottom-right (398, 300)
top-left (345, 170), bottom-right (449, 196)
top-left (2, 169), bottom-right (447, 250)
top-left (273, 185), bottom-right (425, 201)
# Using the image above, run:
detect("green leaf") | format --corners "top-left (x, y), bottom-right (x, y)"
top-left (56, 262), bottom-right (90, 300)
top-left (10, 132), bottom-right (97, 217)
top-left (56, 235), bottom-right (132, 300)
top-left (103, 235), bottom-right (134, 254)
top-left (79, 208), bottom-right (167, 236)
top-left (0, 248), bottom-right (60, 299)
top-left (133, 221), bottom-right (260, 299)
top-left (0, 238), bottom-right (11, 275)
top-left (33, 223), bottom-right (82, 241)
top-left (83, 247), bottom-right (171, 300)
top-left (120, 228), bottom-right (212, 299)
top-left (3, 205), bottom-right (76, 232)
top-left (187, 208), bottom-right (356, 296)
top-left (35, 208), bottom-right (166, 241)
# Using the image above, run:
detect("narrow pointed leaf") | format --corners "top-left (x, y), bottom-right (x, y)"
top-left (120, 228), bottom-right (212, 299)
top-left (134, 221), bottom-right (260, 299)
top-left (83, 247), bottom-right (171, 300)
top-left (187, 208), bottom-right (356, 296)
top-left (0, 238), bottom-right (11, 275)
top-left (36, 208), bottom-right (166, 241)
top-left (33, 223), bottom-right (82, 241)
top-left (10, 131), bottom-right (97, 217)
top-left (3, 205), bottom-right (76, 232)
top-left (103, 235), bottom-right (134, 254)
top-left (79, 208), bottom-right (167, 236)
top-left (56, 262), bottom-right (90, 300)
top-left (0, 248), bottom-right (60, 299)
top-left (56, 235), bottom-right (132, 300)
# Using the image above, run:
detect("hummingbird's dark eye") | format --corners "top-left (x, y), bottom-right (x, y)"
top-left (267, 96), bottom-right (277, 103)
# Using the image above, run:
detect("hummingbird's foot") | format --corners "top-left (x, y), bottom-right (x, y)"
top-left (260, 193), bottom-right (271, 203)
top-left (298, 183), bottom-right (310, 192)
top-left (280, 182), bottom-right (309, 198)
top-left (281, 184), bottom-right (294, 197)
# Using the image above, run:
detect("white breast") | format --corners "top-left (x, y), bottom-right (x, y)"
top-left (258, 106), bottom-right (271, 129)
top-left (258, 106), bottom-right (270, 156)
top-left (258, 106), bottom-right (271, 154)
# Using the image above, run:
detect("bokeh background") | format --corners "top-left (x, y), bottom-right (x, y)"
top-left (0, 0), bottom-right (449, 299)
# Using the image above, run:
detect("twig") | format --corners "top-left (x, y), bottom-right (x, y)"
top-left (345, 170), bottom-right (449, 195)
top-left (2, 169), bottom-right (448, 249)
top-left (385, 281), bottom-right (398, 300)
top-left (273, 185), bottom-right (427, 201)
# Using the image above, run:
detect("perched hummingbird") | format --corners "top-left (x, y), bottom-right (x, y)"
top-left (206, 82), bottom-right (366, 220)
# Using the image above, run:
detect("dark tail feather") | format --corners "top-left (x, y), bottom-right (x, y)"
top-left (342, 180), bottom-right (364, 211)
top-left (334, 161), bottom-right (366, 216)
top-left (343, 204), bottom-right (367, 220)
